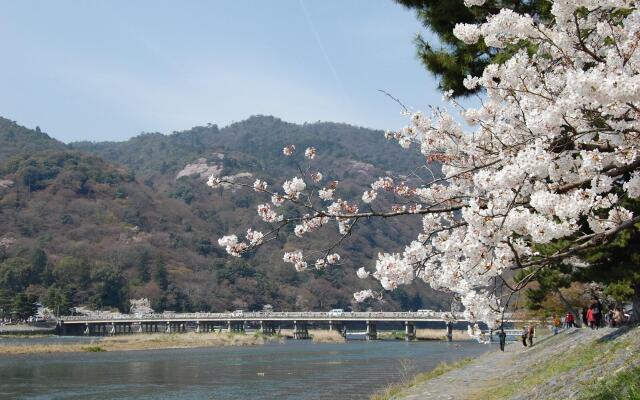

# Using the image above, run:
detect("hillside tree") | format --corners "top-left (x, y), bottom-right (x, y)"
top-left (11, 293), bottom-right (37, 321)
top-left (394, 0), bottom-right (551, 96)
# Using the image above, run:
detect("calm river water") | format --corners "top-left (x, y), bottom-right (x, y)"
top-left (0, 338), bottom-right (489, 399)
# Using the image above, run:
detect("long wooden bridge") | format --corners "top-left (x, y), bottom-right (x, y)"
top-left (59, 311), bottom-right (467, 340)
top-left (58, 311), bottom-right (514, 340)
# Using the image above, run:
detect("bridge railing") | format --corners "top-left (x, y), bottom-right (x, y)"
top-left (59, 310), bottom-right (474, 322)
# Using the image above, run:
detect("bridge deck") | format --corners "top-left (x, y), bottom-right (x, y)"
top-left (59, 311), bottom-right (517, 325)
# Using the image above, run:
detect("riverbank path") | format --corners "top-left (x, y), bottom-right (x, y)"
top-left (398, 326), bottom-right (639, 400)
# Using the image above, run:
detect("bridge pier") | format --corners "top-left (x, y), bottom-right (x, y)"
top-left (405, 321), bottom-right (416, 341)
top-left (197, 322), bottom-right (210, 333)
top-left (366, 321), bottom-right (377, 340)
top-left (119, 323), bottom-right (130, 334)
top-left (293, 320), bottom-right (309, 340)
top-left (446, 321), bottom-right (453, 342)
top-left (55, 321), bottom-right (65, 335)
top-left (329, 321), bottom-right (347, 337)
top-left (227, 320), bottom-right (245, 333)
top-left (260, 321), bottom-right (277, 335)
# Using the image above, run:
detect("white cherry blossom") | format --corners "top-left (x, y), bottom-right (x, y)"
top-left (211, 0), bottom-right (640, 327)
top-left (353, 289), bottom-right (375, 303)
top-left (253, 179), bottom-right (267, 192)
top-left (311, 172), bottom-right (323, 183)
top-left (245, 229), bottom-right (264, 246)
top-left (318, 188), bottom-right (334, 201)
top-left (356, 267), bottom-right (370, 279)
top-left (283, 177), bottom-right (306, 200)
top-left (305, 147), bottom-right (316, 159)
top-left (362, 190), bottom-right (377, 203)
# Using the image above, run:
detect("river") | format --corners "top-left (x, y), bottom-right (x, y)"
top-left (0, 338), bottom-right (489, 399)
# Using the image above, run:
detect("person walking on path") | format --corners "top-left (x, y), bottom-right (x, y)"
top-left (564, 312), bottom-right (575, 328)
top-left (499, 329), bottom-right (507, 352)
top-left (613, 308), bottom-right (624, 327)
top-left (527, 325), bottom-right (535, 346)
top-left (605, 309), bottom-right (614, 327)
top-left (594, 300), bottom-right (603, 328)
top-left (582, 307), bottom-right (588, 327)
top-left (521, 326), bottom-right (528, 347)
top-left (587, 305), bottom-right (596, 329)
top-left (552, 315), bottom-right (561, 335)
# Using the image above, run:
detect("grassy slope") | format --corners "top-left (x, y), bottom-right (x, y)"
top-left (585, 365), bottom-right (640, 400)
top-left (474, 329), bottom-right (637, 400)
top-left (372, 358), bottom-right (475, 400)
top-left (377, 326), bottom-right (640, 400)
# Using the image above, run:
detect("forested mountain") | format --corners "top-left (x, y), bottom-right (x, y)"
top-left (0, 117), bottom-right (66, 161)
top-left (0, 116), bottom-right (449, 316)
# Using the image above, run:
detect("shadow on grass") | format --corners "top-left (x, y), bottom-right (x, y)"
top-left (525, 327), bottom-right (579, 348)
top-left (596, 325), bottom-right (635, 343)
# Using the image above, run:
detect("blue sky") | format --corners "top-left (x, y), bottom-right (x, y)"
top-left (0, 0), bottom-right (444, 143)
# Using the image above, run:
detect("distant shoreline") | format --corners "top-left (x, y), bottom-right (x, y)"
top-left (0, 332), bottom-right (280, 355)
top-left (0, 323), bottom-right (57, 336)
top-left (0, 328), bottom-right (475, 355)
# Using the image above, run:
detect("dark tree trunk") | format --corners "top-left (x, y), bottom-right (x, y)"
top-left (632, 283), bottom-right (640, 323)
top-left (555, 288), bottom-right (581, 327)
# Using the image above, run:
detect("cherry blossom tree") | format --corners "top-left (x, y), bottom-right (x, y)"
top-left (209, 0), bottom-right (640, 327)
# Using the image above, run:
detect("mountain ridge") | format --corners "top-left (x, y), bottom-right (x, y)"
top-left (0, 115), bottom-right (448, 316)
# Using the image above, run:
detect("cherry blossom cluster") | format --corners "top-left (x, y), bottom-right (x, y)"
top-left (294, 214), bottom-right (329, 237)
top-left (218, 229), bottom-right (264, 257)
top-left (209, 0), bottom-right (639, 328)
top-left (353, 289), bottom-right (376, 303)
